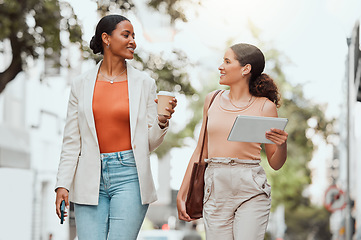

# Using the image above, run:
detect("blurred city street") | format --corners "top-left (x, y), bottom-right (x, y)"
top-left (1, 0), bottom-right (361, 239)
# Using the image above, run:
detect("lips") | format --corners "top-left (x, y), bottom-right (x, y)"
top-left (127, 47), bottom-right (135, 53)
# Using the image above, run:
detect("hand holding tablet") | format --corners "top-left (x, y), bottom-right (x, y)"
top-left (228, 115), bottom-right (288, 144)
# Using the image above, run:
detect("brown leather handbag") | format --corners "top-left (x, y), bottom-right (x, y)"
top-left (185, 90), bottom-right (221, 219)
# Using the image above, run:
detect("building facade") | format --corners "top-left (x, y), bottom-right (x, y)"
top-left (0, 43), bottom-right (83, 239)
top-left (330, 20), bottom-right (361, 240)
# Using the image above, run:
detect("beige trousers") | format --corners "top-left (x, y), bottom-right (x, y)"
top-left (203, 158), bottom-right (271, 240)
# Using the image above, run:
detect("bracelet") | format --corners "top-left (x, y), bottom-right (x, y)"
top-left (157, 118), bottom-right (169, 127)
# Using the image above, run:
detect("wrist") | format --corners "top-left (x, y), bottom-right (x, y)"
top-left (277, 142), bottom-right (287, 149)
top-left (157, 117), bottom-right (169, 128)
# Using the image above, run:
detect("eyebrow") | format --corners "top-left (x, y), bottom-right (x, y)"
top-left (224, 58), bottom-right (231, 61)
top-left (122, 30), bottom-right (135, 35)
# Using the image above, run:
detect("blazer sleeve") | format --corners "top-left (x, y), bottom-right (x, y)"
top-left (55, 78), bottom-right (81, 191)
top-left (147, 80), bottom-right (168, 152)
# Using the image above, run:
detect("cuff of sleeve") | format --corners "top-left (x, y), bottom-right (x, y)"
top-left (55, 186), bottom-right (69, 193)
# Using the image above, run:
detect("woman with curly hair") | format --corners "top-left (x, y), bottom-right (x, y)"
top-left (177, 43), bottom-right (288, 240)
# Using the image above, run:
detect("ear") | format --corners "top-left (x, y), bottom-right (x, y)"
top-left (242, 64), bottom-right (252, 75)
top-left (101, 32), bottom-right (110, 46)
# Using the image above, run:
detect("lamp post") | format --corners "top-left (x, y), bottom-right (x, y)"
top-left (345, 34), bottom-right (352, 240)
top-left (345, 20), bottom-right (360, 239)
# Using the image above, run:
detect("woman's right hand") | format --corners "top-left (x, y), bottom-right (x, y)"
top-left (176, 196), bottom-right (193, 222)
top-left (55, 187), bottom-right (69, 220)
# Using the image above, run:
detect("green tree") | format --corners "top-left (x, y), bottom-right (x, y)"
top-left (284, 203), bottom-right (332, 240)
top-left (0, 0), bottom-right (199, 93)
top-left (96, 0), bottom-right (199, 22)
top-left (133, 50), bottom-right (198, 157)
top-left (0, 0), bottom-right (83, 93)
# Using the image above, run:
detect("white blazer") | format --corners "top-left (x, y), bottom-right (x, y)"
top-left (55, 61), bottom-right (168, 205)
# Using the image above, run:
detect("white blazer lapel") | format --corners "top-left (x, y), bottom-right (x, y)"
top-left (127, 62), bottom-right (143, 143)
top-left (83, 61), bottom-right (102, 144)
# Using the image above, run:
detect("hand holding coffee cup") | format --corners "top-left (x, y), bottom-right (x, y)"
top-left (155, 91), bottom-right (177, 128)
top-left (157, 91), bottom-right (176, 116)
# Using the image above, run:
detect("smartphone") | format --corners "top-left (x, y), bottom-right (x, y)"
top-left (60, 200), bottom-right (65, 224)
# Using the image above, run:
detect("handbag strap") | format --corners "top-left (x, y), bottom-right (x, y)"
top-left (198, 90), bottom-right (221, 163)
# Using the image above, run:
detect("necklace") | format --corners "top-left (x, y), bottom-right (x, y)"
top-left (228, 93), bottom-right (253, 110)
top-left (99, 67), bottom-right (126, 84)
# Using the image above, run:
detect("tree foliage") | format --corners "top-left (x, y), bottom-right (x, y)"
top-left (96, 0), bottom-right (200, 22)
top-left (0, 0), bottom-right (197, 93)
top-left (133, 50), bottom-right (197, 158)
top-left (149, 51), bottom-right (200, 156)
top-left (133, 50), bottom-right (195, 96)
top-left (284, 204), bottom-right (332, 240)
top-left (0, 0), bottom-right (83, 93)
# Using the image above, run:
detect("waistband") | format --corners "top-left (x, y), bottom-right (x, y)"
top-left (100, 150), bottom-right (134, 160)
top-left (205, 157), bottom-right (261, 166)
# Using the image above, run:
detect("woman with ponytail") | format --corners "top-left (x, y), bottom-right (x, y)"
top-left (177, 43), bottom-right (288, 239)
top-left (55, 14), bottom-right (177, 239)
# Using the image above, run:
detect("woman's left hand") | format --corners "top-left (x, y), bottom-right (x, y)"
top-left (265, 128), bottom-right (288, 147)
top-left (154, 97), bottom-right (177, 127)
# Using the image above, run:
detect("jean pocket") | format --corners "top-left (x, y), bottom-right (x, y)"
top-left (252, 166), bottom-right (271, 197)
top-left (120, 157), bottom-right (137, 167)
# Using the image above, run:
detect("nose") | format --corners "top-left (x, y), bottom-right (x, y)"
top-left (128, 35), bottom-right (135, 43)
top-left (130, 37), bottom-right (136, 48)
top-left (218, 64), bottom-right (224, 71)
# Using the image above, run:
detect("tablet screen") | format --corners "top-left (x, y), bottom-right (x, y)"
top-left (227, 115), bottom-right (288, 144)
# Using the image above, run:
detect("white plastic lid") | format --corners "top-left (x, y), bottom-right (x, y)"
top-left (157, 91), bottom-right (175, 97)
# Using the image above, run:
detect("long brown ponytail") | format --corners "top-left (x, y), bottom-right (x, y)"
top-left (230, 43), bottom-right (280, 107)
top-left (249, 73), bottom-right (280, 107)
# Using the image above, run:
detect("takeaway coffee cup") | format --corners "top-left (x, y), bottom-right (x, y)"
top-left (157, 91), bottom-right (175, 116)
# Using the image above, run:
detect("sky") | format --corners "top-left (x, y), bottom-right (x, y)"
top-left (68, 0), bottom-right (361, 191)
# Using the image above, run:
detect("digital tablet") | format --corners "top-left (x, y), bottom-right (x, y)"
top-left (227, 115), bottom-right (288, 144)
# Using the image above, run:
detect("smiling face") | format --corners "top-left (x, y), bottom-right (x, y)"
top-left (105, 20), bottom-right (136, 60)
top-left (218, 48), bottom-right (249, 86)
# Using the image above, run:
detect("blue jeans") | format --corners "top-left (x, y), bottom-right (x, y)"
top-left (74, 150), bottom-right (149, 240)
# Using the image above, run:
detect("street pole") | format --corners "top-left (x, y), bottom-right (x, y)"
top-left (346, 60), bottom-right (351, 240)
top-left (345, 34), bottom-right (353, 240)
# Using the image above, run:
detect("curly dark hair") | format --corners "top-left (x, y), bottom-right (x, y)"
top-left (230, 43), bottom-right (280, 107)
top-left (90, 14), bottom-right (130, 55)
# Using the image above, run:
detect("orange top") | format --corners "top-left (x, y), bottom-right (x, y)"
top-left (92, 80), bottom-right (132, 153)
top-left (207, 90), bottom-right (271, 160)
